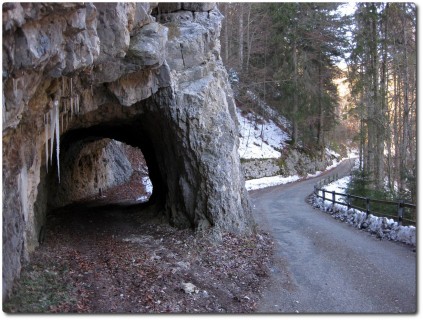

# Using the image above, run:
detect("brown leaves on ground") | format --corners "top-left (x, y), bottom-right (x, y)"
top-left (4, 205), bottom-right (274, 314)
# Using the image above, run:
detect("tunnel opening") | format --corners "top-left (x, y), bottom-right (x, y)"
top-left (36, 117), bottom-right (172, 246)
top-left (59, 137), bottom-right (153, 205)
top-left (55, 119), bottom-right (164, 204)
top-left (78, 139), bottom-right (154, 205)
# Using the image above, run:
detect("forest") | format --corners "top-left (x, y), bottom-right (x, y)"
top-left (218, 2), bottom-right (417, 204)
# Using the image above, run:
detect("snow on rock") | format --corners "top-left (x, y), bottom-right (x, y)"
top-left (311, 177), bottom-right (416, 246)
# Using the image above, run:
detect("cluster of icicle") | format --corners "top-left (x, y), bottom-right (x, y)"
top-left (44, 77), bottom-right (82, 183)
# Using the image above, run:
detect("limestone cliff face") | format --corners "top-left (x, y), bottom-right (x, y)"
top-left (2, 2), bottom-right (254, 300)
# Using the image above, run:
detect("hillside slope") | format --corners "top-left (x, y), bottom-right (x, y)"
top-left (234, 92), bottom-right (344, 190)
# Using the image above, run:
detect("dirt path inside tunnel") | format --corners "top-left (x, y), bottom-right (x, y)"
top-left (4, 199), bottom-right (274, 313)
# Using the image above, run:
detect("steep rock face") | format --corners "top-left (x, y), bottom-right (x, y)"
top-left (2, 2), bottom-right (254, 300)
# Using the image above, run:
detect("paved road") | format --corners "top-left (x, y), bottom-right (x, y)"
top-left (250, 160), bottom-right (417, 313)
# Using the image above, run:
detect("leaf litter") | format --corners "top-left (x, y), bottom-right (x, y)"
top-left (4, 202), bottom-right (274, 313)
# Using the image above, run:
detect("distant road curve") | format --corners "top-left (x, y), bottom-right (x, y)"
top-left (250, 159), bottom-right (416, 313)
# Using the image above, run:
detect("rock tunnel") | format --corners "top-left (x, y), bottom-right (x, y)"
top-left (2, 2), bottom-right (254, 301)
top-left (45, 97), bottom-right (193, 228)
top-left (50, 117), bottom-right (164, 210)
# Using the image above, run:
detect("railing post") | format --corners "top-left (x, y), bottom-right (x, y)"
top-left (398, 200), bottom-right (404, 225)
top-left (366, 198), bottom-right (370, 215)
top-left (347, 194), bottom-right (351, 210)
top-left (323, 190), bottom-right (326, 202)
top-left (332, 191), bottom-right (336, 205)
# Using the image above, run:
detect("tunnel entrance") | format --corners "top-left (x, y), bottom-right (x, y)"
top-left (48, 118), bottom-right (164, 207)
top-left (83, 140), bottom-right (153, 204)
top-left (51, 137), bottom-right (153, 206)
top-left (37, 117), bottom-right (171, 245)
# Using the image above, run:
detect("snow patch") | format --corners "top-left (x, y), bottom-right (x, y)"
top-left (237, 108), bottom-right (288, 159)
top-left (311, 176), bottom-right (416, 246)
top-left (136, 176), bottom-right (153, 202)
top-left (246, 175), bottom-right (301, 191)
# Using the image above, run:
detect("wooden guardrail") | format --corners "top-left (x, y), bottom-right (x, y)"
top-left (314, 174), bottom-right (416, 226)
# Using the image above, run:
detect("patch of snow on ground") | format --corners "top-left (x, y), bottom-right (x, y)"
top-left (312, 176), bottom-right (416, 246)
top-left (316, 176), bottom-right (350, 203)
top-left (246, 153), bottom-right (353, 191)
top-left (325, 147), bottom-right (340, 158)
top-left (137, 176), bottom-right (153, 202)
top-left (245, 175), bottom-right (300, 191)
top-left (237, 108), bottom-right (288, 159)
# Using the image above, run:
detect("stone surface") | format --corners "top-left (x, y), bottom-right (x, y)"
top-left (127, 22), bottom-right (168, 68)
top-left (242, 159), bottom-right (281, 180)
top-left (280, 148), bottom-right (334, 177)
top-left (2, 2), bottom-right (253, 301)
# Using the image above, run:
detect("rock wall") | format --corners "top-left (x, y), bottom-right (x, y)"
top-left (279, 148), bottom-right (338, 177)
top-left (241, 149), bottom-right (339, 181)
top-left (242, 159), bottom-right (281, 180)
top-left (2, 2), bottom-right (254, 300)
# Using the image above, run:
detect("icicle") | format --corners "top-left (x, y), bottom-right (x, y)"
top-left (45, 113), bottom-right (49, 173)
top-left (19, 166), bottom-right (28, 222)
top-left (61, 113), bottom-right (64, 133)
top-left (65, 100), bottom-right (69, 129)
top-left (3, 91), bottom-right (6, 125)
top-left (62, 76), bottom-right (65, 95)
top-left (76, 95), bottom-right (80, 115)
top-left (70, 96), bottom-right (73, 119)
top-left (12, 78), bottom-right (18, 97)
top-left (54, 100), bottom-right (60, 183)
top-left (70, 77), bottom-right (73, 96)
top-left (49, 107), bottom-right (54, 166)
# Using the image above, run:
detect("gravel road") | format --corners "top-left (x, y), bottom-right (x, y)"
top-left (250, 160), bottom-right (417, 313)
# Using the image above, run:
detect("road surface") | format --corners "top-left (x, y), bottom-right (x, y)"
top-left (250, 159), bottom-right (417, 313)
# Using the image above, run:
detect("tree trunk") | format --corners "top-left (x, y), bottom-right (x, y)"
top-left (223, 3), bottom-right (229, 63)
top-left (400, 5), bottom-right (410, 195)
top-left (245, 3), bottom-right (252, 74)
top-left (239, 4), bottom-right (244, 70)
top-left (292, 41), bottom-right (298, 144)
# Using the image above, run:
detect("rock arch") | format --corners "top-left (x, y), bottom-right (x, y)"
top-left (2, 3), bottom-right (254, 300)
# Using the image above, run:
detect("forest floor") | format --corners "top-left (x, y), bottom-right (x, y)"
top-left (4, 187), bottom-right (274, 314)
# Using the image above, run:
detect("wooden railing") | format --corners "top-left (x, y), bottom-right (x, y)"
top-left (314, 174), bottom-right (416, 226)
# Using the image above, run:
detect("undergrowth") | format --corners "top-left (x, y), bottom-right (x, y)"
top-left (3, 256), bottom-right (76, 313)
